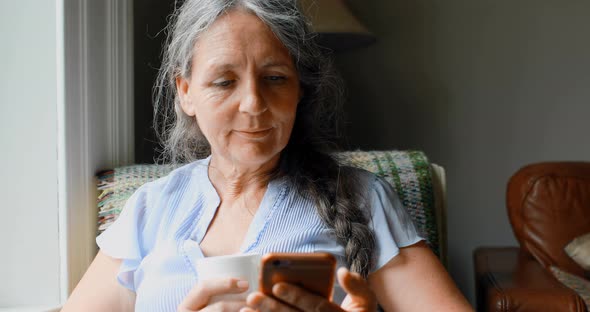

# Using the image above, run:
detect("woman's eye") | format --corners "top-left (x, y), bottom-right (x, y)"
top-left (265, 76), bottom-right (287, 83)
top-left (212, 79), bottom-right (235, 88)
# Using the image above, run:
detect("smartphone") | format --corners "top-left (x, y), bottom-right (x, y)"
top-left (259, 252), bottom-right (336, 300)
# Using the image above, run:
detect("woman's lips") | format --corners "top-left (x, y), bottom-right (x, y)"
top-left (233, 128), bottom-right (273, 139)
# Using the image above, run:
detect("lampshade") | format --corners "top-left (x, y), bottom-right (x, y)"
top-left (299, 0), bottom-right (375, 52)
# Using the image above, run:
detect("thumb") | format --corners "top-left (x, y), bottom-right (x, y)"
top-left (337, 267), bottom-right (372, 299)
top-left (179, 277), bottom-right (249, 311)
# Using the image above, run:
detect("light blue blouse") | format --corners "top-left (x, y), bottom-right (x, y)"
top-left (96, 157), bottom-right (423, 311)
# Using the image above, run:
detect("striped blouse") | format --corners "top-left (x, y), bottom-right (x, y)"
top-left (96, 156), bottom-right (423, 311)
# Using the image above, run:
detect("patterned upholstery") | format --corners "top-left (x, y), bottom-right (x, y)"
top-left (338, 151), bottom-right (440, 257)
top-left (550, 266), bottom-right (590, 310)
top-left (97, 150), bottom-right (445, 259)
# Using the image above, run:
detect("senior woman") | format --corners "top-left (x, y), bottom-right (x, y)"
top-left (62, 0), bottom-right (472, 311)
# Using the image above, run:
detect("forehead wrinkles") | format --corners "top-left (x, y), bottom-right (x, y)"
top-left (190, 10), bottom-right (294, 73)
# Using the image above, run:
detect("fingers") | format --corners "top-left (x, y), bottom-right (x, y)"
top-left (337, 267), bottom-right (373, 300)
top-left (199, 301), bottom-right (246, 312)
top-left (270, 283), bottom-right (340, 312)
top-left (336, 268), bottom-right (378, 312)
top-left (245, 291), bottom-right (300, 312)
top-left (178, 278), bottom-right (249, 311)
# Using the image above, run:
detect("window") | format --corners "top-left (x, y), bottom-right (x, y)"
top-left (0, 0), bottom-right (133, 309)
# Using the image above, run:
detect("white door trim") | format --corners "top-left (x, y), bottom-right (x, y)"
top-left (106, 0), bottom-right (135, 166)
top-left (59, 0), bottom-right (134, 302)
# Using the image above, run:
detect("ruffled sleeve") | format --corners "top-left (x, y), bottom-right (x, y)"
top-left (368, 175), bottom-right (424, 272)
top-left (96, 184), bottom-right (149, 291)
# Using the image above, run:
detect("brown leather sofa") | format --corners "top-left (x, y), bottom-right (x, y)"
top-left (474, 162), bottom-right (590, 312)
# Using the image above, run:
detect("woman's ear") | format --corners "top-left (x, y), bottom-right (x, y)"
top-left (176, 76), bottom-right (195, 116)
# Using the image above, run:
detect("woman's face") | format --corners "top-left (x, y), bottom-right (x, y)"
top-left (177, 10), bottom-right (301, 168)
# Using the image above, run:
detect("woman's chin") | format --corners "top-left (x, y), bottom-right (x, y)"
top-left (228, 146), bottom-right (283, 168)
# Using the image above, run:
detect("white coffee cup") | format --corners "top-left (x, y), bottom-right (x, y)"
top-left (196, 253), bottom-right (261, 303)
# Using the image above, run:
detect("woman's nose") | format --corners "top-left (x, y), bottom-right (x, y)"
top-left (238, 79), bottom-right (268, 116)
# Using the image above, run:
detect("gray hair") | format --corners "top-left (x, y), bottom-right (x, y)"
top-left (154, 0), bottom-right (341, 162)
top-left (153, 0), bottom-right (376, 277)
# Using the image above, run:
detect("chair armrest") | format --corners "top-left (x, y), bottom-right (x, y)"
top-left (430, 163), bottom-right (447, 268)
top-left (474, 247), bottom-right (587, 312)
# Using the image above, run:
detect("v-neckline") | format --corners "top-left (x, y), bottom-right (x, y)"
top-left (191, 156), bottom-right (286, 255)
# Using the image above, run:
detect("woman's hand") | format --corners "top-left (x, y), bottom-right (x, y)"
top-left (337, 268), bottom-right (378, 312)
top-left (178, 277), bottom-right (250, 312)
top-left (242, 268), bottom-right (377, 312)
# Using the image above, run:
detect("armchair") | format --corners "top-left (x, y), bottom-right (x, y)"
top-left (96, 150), bottom-right (448, 266)
top-left (474, 162), bottom-right (590, 312)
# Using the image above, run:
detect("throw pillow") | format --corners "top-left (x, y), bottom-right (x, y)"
top-left (565, 232), bottom-right (590, 272)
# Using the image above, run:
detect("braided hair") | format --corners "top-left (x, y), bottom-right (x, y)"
top-left (154, 0), bottom-right (376, 277)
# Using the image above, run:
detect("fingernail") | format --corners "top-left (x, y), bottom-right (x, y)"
top-left (248, 294), bottom-right (262, 307)
top-left (273, 284), bottom-right (287, 297)
top-left (237, 280), bottom-right (249, 289)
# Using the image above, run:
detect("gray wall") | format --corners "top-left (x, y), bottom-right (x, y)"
top-left (336, 0), bottom-right (590, 304)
